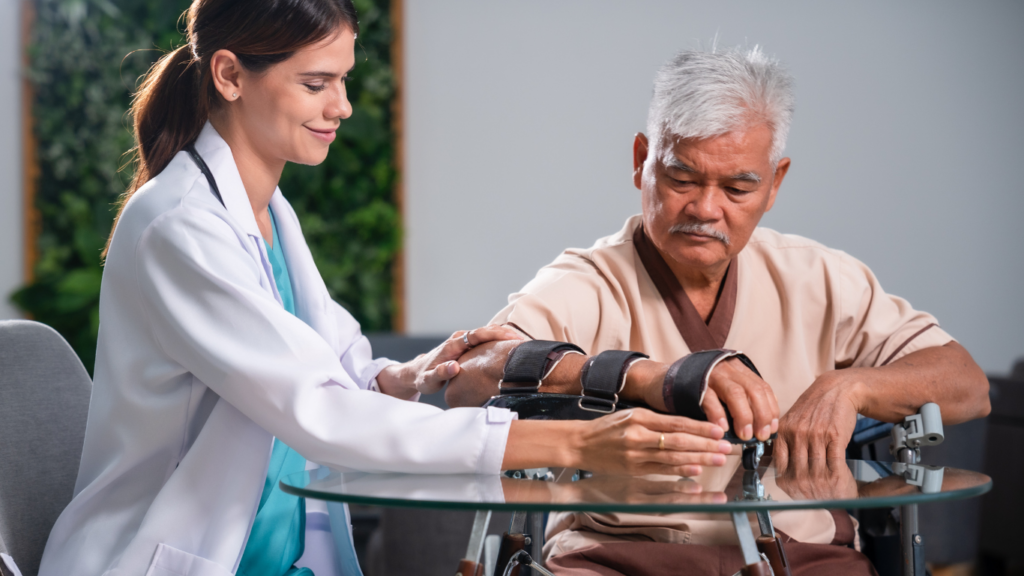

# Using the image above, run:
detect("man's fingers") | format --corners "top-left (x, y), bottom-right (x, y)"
top-left (774, 435), bottom-right (790, 473)
top-left (825, 434), bottom-right (847, 461)
top-left (701, 389), bottom-right (729, 432)
top-left (734, 370), bottom-right (776, 441)
top-left (789, 432), bottom-right (811, 476)
top-left (719, 382), bottom-right (755, 440)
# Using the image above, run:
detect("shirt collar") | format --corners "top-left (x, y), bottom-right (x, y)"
top-left (192, 122), bottom-right (262, 240)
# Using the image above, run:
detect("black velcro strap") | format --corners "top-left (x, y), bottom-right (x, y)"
top-left (500, 340), bottom-right (585, 394)
top-left (663, 349), bottom-right (761, 420)
top-left (578, 350), bottom-right (649, 413)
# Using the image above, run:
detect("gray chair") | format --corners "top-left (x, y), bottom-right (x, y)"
top-left (0, 320), bottom-right (92, 576)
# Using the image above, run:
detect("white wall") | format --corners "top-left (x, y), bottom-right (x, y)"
top-left (0, 0), bottom-right (24, 320)
top-left (403, 0), bottom-right (1024, 375)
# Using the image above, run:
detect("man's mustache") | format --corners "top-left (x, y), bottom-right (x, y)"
top-left (668, 222), bottom-right (731, 246)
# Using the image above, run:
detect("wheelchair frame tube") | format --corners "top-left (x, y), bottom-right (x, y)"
top-left (897, 449), bottom-right (925, 576)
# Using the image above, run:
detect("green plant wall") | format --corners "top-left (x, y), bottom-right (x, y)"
top-left (13, 0), bottom-right (401, 373)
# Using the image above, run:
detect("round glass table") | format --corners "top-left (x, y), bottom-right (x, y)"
top-left (281, 457), bottom-right (990, 576)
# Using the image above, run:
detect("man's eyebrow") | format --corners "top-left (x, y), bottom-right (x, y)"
top-left (663, 157), bottom-right (696, 173)
top-left (662, 156), bottom-right (762, 184)
top-left (729, 171), bottom-right (762, 184)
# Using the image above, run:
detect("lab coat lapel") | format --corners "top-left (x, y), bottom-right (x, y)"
top-left (192, 123), bottom-right (279, 302)
top-left (269, 191), bottom-right (340, 353)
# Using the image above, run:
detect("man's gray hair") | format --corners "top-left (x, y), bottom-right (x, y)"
top-left (646, 46), bottom-right (795, 166)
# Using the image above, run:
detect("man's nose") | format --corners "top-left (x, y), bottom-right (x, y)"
top-left (683, 187), bottom-right (724, 221)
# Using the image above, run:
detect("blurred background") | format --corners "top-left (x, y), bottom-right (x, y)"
top-left (0, 0), bottom-right (1021, 575)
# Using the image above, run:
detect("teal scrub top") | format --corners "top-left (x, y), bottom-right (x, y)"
top-left (238, 207), bottom-right (312, 576)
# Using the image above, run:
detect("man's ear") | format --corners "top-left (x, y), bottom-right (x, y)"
top-left (633, 133), bottom-right (649, 190)
top-left (209, 49), bottom-right (244, 102)
top-left (764, 157), bottom-right (790, 213)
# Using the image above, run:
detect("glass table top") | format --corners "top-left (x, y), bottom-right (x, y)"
top-left (280, 457), bottom-right (991, 514)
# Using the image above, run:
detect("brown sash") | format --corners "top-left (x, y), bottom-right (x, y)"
top-left (632, 224), bottom-right (737, 352)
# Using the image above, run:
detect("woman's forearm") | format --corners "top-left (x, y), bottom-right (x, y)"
top-left (502, 420), bottom-right (580, 470)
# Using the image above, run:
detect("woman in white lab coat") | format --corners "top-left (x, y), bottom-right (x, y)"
top-left (37, 1), bottom-right (728, 575)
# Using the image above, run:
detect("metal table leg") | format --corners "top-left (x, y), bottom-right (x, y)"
top-left (731, 511), bottom-right (772, 576)
top-left (455, 510), bottom-right (492, 576)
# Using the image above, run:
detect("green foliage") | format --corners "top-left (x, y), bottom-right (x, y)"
top-left (13, 0), bottom-right (401, 373)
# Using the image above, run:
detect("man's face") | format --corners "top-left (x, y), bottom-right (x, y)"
top-left (633, 123), bottom-right (790, 277)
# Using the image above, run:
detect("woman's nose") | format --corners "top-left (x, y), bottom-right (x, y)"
top-left (326, 85), bottom-right (353, 121)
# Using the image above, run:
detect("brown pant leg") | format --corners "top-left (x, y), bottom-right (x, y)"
top-left (545, 541), bottom-right (878, 576)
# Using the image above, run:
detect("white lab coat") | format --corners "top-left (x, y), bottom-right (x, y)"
top-left (38, 123), bottom-right (515, 576)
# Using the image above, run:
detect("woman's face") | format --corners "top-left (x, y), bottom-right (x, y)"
top-left (231, 27), bottom-right (356, 166)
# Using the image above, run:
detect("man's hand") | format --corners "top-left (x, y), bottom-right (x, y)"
top-left (443, 339), bottom-right (521, 407)
top-left (700, 358), bottom-right (780, 442)
top-left (773, 369), bottom-right (864, 470)
top-left (774, 455), bottom-right (858, 501)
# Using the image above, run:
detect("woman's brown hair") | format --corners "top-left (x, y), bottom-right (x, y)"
top-left (105, 0), bottom-right (359, 255)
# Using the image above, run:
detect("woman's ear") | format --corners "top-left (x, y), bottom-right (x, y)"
top-left (209, 49), bottom-right (243, 102)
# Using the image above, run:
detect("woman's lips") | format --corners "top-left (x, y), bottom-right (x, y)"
top-left (305, 126), bottom-right (337, 144)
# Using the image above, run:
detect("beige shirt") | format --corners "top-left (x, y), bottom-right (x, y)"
top-left (490, 215), bottom-right (953, 557)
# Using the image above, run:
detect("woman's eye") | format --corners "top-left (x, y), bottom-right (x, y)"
top-left (304, 84), bottom-right (327, 93)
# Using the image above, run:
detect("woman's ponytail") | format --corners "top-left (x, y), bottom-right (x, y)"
top-left (104, 45), bottom-right (208, 256)
top-left (104, 0), bottom-right (359, 258)
top-left (130, 45), bottom-right (208, 196)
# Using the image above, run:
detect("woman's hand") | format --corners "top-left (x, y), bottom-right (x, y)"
top-left (503, 408), bottom-right (732, 477)
top-left (376, 325), bottom-right (523, 399)
top-left (574, 409), bottom-right (733, 477)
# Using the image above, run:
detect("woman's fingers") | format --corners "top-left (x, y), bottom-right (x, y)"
top-left (466, 324), bottom-right (524, 347)
top-left (627, 408), bottom-right (724, 439)
top-left (416, 360), bottom-right (460, 394)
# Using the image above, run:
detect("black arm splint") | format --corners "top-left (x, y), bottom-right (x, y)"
top-left (662, 349), bottom-right (761, 420)
top-left (499, 340), bottom-right (585, 393)
top-left (578, 350), bottom-right (649, 413)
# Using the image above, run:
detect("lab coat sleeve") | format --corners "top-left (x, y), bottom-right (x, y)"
top-left (327, 300), bottom-right (399, 392)
top-left (134, 205), bottom-right (511, 474)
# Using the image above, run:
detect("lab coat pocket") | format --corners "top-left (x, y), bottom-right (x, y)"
top-left (145, 543), bottom-right (233, 576)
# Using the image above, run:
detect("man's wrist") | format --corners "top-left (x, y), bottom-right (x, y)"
top-left (543, 353), bottom-right (588, 394)
top-left (622, 359), bottom-right (669, 411)
top-left (820, 368), bottom-right (873, 414)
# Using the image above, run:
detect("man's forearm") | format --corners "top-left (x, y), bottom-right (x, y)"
top-left (852, 342), bottom-right (990, 424)
top-left (539, 356), bottom-right (670, 411)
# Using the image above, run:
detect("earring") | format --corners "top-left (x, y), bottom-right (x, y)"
top-left (232, 93), bottom-right (238, 99)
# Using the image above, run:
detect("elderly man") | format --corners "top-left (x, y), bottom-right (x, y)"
top-left (445, 47), bottom-right (990, 576)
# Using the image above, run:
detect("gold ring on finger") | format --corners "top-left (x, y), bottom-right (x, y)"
top-left (658, 433), bottom-right (665, 451)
